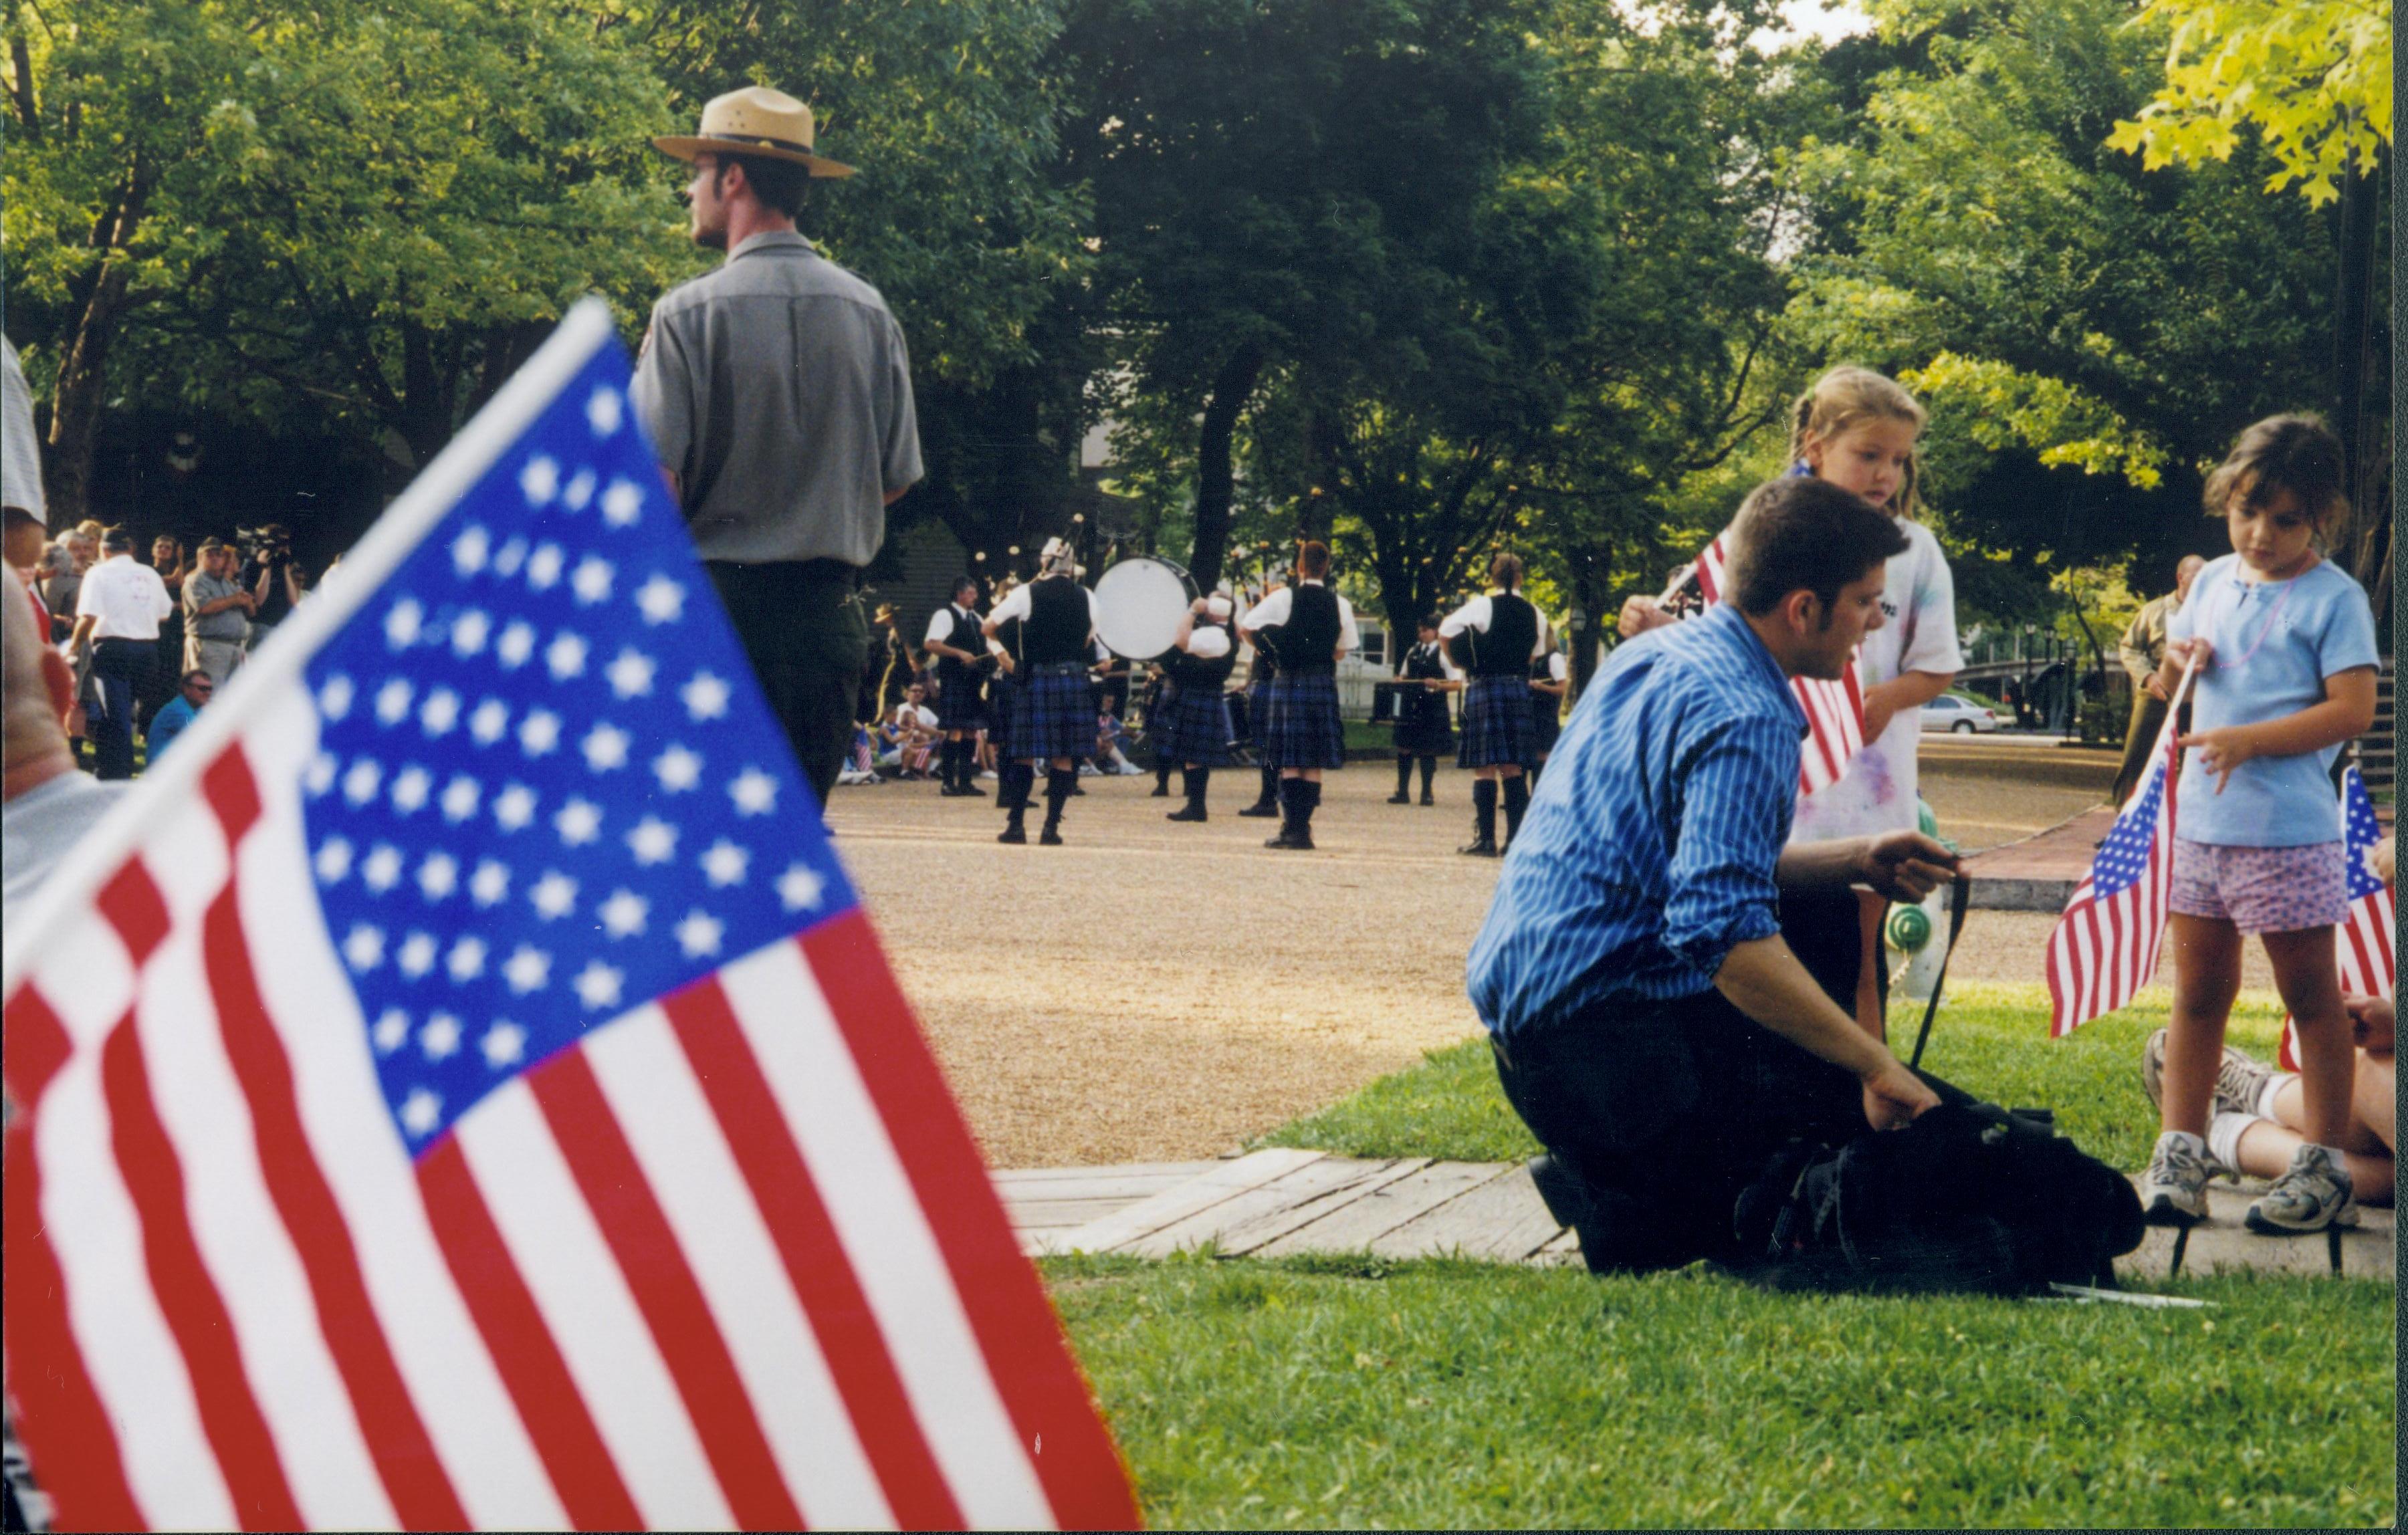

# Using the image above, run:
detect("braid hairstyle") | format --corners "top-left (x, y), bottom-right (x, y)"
top-left (1789, 366), bottom-right (1929, 519)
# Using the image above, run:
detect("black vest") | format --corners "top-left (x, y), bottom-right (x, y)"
top-left (1452, 592), bottom-right (1537, 677)
top-left (1169, 620), bottom-right (1238, 690)
top-left (935, 604), bottom-right (982, 683)
top-left (1024, 576), bottom-right (1091, 665)
top-left (992, 613), bottom-right (1026, 668)
top-left (1272, 584), bottom-right (1342, 674)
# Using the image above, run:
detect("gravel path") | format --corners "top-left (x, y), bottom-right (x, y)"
top-left (832, 741), bottom-right (2264, 1167)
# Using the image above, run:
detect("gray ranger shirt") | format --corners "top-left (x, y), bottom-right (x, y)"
top-left (630, 230), bottom-right (922, 568)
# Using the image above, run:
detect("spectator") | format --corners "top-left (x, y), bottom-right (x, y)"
top-left (183, 537), bottom-right (254, 687)
top-left (238, 524), bottom-right (304, 649)
top-left (138, 533), bottom-right (191, 731)
top-left (143, 668), bottom-right (213, 765)
top-left (2110, 554), bottom-right (2205, 804)
top-left (70, 525), bottom-right (173, 781)
top-left (877, 683), bottom-right (940, 777)
top-left (40, 531), bottom-right (92, 644)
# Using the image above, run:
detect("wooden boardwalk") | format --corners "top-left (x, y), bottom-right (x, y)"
top-left (998, 1150), bottom-right (2393, 1280)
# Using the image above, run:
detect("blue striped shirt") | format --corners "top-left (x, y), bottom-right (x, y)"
top-left (1467, 602), bottom-right (1808, 1038)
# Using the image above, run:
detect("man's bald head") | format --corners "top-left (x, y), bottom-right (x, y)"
top-left (3, 577), bottom-right (77, 799)
top-left (2175, 554), bottom-right (2205, 599)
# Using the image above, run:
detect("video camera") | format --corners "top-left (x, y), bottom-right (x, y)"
top-left (236, 523), bottom-right (294, 567)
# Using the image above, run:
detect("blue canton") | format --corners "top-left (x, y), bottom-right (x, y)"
top-left (302, 343), bottom-right (857, 1151)
top-left (2091, 749), bottom-right (2169, 901)
top-left (2342, 767), bottom-right (2385, 902)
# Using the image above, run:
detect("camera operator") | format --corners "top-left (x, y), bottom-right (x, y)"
top-left (237, 524), bottom-right (304, 650)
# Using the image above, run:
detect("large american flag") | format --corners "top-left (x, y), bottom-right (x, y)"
top-left (1691, 534), bottom-right (1866, 796)
top-left (2045, 668), bottom-right (2193, 1036)
top-left (2278, 765), bottom-right (2393, 1070)
top-left (1, 302), bottom-right (1138, 1531)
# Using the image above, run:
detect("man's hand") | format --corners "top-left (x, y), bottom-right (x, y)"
top-left (1862, 1058), bottom-right (1940, 1131)
top-left (2143, 673), bottom-right (2171, 702)
top-left (2345, 993), bottom-right (2395, 1054)
top-left (2163, 636), bottom-right (2210, 674)
top-left (1856, 831), bottom-right (1957, 903)
top-left (1618, 596), bottom-right (1673, 640)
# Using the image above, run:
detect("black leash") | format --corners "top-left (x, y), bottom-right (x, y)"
top-left (1907, 870), bottom-right (1973, 1073)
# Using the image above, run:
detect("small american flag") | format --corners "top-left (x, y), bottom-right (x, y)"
top-left (2278, 765), bottom-right (2393, 1070)
top-left (1691, 534), bottom-right (1866, 796)
top-left (1, 302), bottom-right (1137, 1530)
top-left (2045, 668), bottom-right (2193, 1036)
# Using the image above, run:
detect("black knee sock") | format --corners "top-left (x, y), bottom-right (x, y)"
top-left (946, 739), bottom-right (966, 786)
top-left (1044, 767), bottom-right (1075, 828)
top-left (1301, 779), bottom-right (1321, 828)
top-left (1526, 757), bottom-right (1543, 791)
top-left (1419, 755), bottom-right (1436, 796)
top-left (1472, 778), bottom-right (1498, 842)
top-left (1396, 755), bottom-right (1414, 796)
top-left (1503, 774), bottom-right (1529, 842)
top-left (1192, 765), bottom-right (1210, 809)
top-left (1003, 763), bottom-right (1031, 824)
top-left (1258, 765), bottom-right (1280, 807)
top-left (1157, 760), bottom-right (1174, 793)
top-left (1277, 776), bottom-right (1305, 830)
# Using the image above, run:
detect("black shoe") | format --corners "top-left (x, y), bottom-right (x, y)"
top-left (1458, 837), bottom-right (1500, 858)
top-left (1151, 783), bottom-right (1172, 797)
top-left (1420, 790), bottom-right (1435, 806)
top-left (1386, 792), bottom-right (1412, 805)
top-left (1265, 828), bottom-right (1315, 850)
top-left (997, 824), bottom-right (1026, 844)
top-left (1040, 826), bottom-right (1065, 846)
top-left (939, 783), bottom-right (971, 797)
top-left (961, 780), bottom-right (987, 796)
top-left (1070, 785), bottom-right (1086, 796)
top-left (1167, 804), bottom-right (1207, 822)
top-left (1238, 800), bottom-right (1280, 818)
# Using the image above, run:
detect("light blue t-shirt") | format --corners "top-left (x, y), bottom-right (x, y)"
top-left (2166, 554), bottom-right (2379, 847)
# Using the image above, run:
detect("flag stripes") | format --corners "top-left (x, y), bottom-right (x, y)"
top-left (2045, 670), bottom-right (2187, 1036)
top-left (1692, 534), bottom-right (1866, 796)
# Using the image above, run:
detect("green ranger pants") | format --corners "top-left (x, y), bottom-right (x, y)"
top-left (705, 560), bottom-right (871, 814)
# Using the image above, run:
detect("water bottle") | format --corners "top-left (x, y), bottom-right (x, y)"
top-left (1886, 798), bottom-right (1958, 1002)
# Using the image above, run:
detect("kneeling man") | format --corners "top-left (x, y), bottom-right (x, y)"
top-left (1468, 475), bottom-right (1954, 1272)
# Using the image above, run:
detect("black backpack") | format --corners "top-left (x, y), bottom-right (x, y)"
top-left (1729, 1101), bottom-right (2146, 1296)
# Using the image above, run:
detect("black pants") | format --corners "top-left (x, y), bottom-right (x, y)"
top-left (1492, 885), bottom-right (1872, 1270)
top-left (705, 560), bottom-right (869, 814)
top-left (90, 637), bottom-right (154, 781)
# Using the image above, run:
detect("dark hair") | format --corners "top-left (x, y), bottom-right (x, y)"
top-left (2203, 414), bottom-right (2348, 536)
top-left (1726, 477), bottom-right (1910, 619)
top-left (183, 669), bottom-right (213, 686)
top-left (1418, 612), bottom-right (1440, 630)
top-left (1297, 540), bottom-right (1331, 578)
top-left (952, 575), bottom-right (979, 600)
top-left (719, 152), bottom-right (812, 220)
top-left (101, 525), bottom-right (134, 551)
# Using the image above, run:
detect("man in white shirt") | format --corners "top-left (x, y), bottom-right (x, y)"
top-left (1236, 540), bottom-right (1359, 850)
top-left (71, 525), bottom-right (174, 780)
top-left (1438, 553), bottom-right (1550, 855)
top-left (921, 576), bottom-right (991, 796)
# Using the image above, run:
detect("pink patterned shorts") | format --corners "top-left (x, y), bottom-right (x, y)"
top-left (2170, 838), bottom-right (2346, 933)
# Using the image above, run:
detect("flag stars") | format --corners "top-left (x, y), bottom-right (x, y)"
top-left (373, 1008), bottom-right (410, 1055)
top-left (451, 525), bottom-right (490, 577)
top-left (385, 600), bottom-right (425, 651)
top-left (417, 853), bottom-right (459, 902)
top-left (627, 816), bottom-right (678, 866)
top-left (391, 766), bottom-right (433, 816)
top-left (419, 689), bottom-right (461, 737)
top-left (503, 945), bottom-right (551, 995)
top-left (563, 467), bottom-right (597, 511)
top-left (653, 743), bottom-right (702, 793)
top-left (545, 630), bottom-right (588, 681)
top-left (362, 844), bottom-right (404, 894)
top-left (601, 477), bottom-right (643, 528)
top-left (570, 556), bottom-right (615, 606)
top-left (520, 455), bottom-right (560, 506)
top-left (496, 621), bottom-right (537, 670)
top-left (451, 610), bottom-right (491, 659)
top-left (344, 759), bottom-right (384, 806)
top-left (586, 386), bottom-right (624, 437)
top-left (376, 678), bottom-right (415, 725)
top-left (441, 775), bottom-right (481, 824)
top-left (520, 710), bottom-right (563, 757)
top-left (481, 1022), bottom-right (527, 1070)
top-left (730, 768), bottom-right (777, 816)
top-left (344, 925), bottom-right (387, 972)
top-left (701, 839), bottom-right (750, 889)
top-left (494, 538), bottom-right (528, 578)
top-left (469, 698), bottom-right (511, 745)
top-left (555, 798), bottom-right (603, 847)
top-left (635, 575), bottom-right (684, 625)
top-left (581, 723), bottom-right (631, 774)
top-left (446, 937), bottom-right (487, 984)
top-left (318, 674), bottom-right (356, 721)
top-left (606, 647), bottom-right (657, 699)
top-left (397, 932), bottom-right (439, 979)
top-left (572, 961), bottom-right (625, 1012)
top-left (421, 1013), bottom-right (463, 1062)
top-left (681, 671), bottom-right (731, 722)
top-left (675, 909), bottom-right (725, 960)
top-left (314, 838), bottom-right (354, 885)
top-left (400, 1089), bottom-right (443, 1139)
top-left (494, 784), bottom-right (538, 832)
top-left (305, 753), bottom-right (339, 798)
top-left (598, 889), bottom-right (649, 939)
top-left (528, 544), bottom-right (565, 592)
top-left (778, 862), bottom-right (827, 913)
top-left (531, 870), bottom-right (578, 921)
top-left (469, 860), bottom-right (510, 907)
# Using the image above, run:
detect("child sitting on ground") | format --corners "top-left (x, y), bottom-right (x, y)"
top-left (2138, 415), bottom-right (2381, 1235)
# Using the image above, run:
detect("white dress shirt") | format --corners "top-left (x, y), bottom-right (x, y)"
top-left (74, 553), bottom-right (174, 640)
top-left (1436, 592), bottom-right (1550, 661)
top-left (1236, 580), bottom-right (1359, 657)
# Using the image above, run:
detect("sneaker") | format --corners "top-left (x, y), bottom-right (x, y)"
top-left (2137, 1130), bottom-right (2221, 1225)
top-left (2141, 1029), bottom-right (2282, 1118)
top-left (2245, 1144), bottom-right (2358, 1235)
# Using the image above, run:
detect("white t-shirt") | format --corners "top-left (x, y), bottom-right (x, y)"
top-left (1790, 516), bottom-right (1962, 842)
top-left (74, 554), bottom-right (175, 640)
top-left (986, 581), bottom-right (1099, 631)
top-left (888, 703), bottom-right (938, 733)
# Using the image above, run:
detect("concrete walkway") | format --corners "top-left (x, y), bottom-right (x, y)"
top-left (1000, 1149), bottom-right (2394, 1281)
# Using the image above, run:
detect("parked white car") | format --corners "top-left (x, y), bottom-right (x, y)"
top-left (1921, 695), bottom-right (2001, 733)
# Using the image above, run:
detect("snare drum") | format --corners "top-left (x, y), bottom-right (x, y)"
top-left (1093, 556), bottom-right (1198, 661)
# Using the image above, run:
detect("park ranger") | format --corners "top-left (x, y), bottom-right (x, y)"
top-left (633, 84), bottom-right (923, 811)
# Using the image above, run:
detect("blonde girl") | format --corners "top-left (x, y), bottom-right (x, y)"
top-left (2140, 415), bottom-right (2379, 1234)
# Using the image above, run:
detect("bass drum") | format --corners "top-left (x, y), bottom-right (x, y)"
top-left (1093, 556), bottom-right (1198, 661)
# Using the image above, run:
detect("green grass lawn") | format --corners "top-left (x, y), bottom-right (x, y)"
top-left (1048, 983), bottom-right (2393, 1528)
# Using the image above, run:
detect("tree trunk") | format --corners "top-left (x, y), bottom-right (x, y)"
top-left (1186, 342), bottom-right (1264, 593)
top-left (45, 166), bottom-right (152, 527)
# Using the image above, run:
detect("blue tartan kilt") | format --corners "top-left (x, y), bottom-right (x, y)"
top-left (1393, 693), bottom-right (1455, 757)
top-left (986, 674), bottom-right (1019, 756)
top-left (1010, 665), bottom-right (1093, 761)
top-left (1458, 674), bottom-right (1539, 769)
top-left (1150, 683), bottom-right (1238, 766)
top-left (1246, 677), bottom-right (1275, 750)
top-left (936, 679), bottom-right (988, 732)
top-left (1262, 671), bottom-right (1346, 770)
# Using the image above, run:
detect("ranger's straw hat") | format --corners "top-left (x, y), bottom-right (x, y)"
top-left (653, 86), bottom-right (855, 179)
